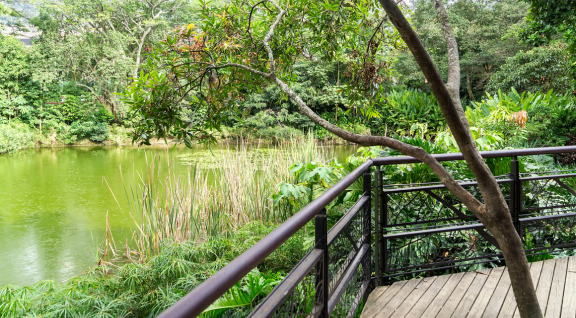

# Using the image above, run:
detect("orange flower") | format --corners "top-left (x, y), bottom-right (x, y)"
top-left (510, 110), bottom-right (528, 129)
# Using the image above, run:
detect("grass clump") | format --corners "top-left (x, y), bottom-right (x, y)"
top-left (0, 222), bottom-right (306, 318)
top-left (125, 135), bottom-right (331, 260)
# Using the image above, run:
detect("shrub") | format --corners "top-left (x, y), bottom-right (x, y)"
top-left (0, 121), bottom-right (35, 154)
top-left (0, 221), bottom-right (305, 318)
top-left (69, 121), bottom-right (109, 142)
top-left (486, 43), bottom-right (574, 93)
top-left (107, 124), bottom-right (131, 145)
top-left (378, 88), bottom-right (445, 134)
top-left (526, 92), bottom-right (576, 148)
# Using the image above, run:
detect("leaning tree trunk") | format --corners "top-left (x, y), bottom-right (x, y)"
top-left (377, 1), bottom-right (542, 317)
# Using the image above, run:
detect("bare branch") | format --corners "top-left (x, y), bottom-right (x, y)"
top-left (434, 0), bottom-right (463, 111)
top-left (246, 0), bottom-right (272, 36)
top-left (261, 0), bottom-right (287, 77)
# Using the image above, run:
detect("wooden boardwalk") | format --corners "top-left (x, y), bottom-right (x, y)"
top-left (361, 256), bottom-right (576, 318)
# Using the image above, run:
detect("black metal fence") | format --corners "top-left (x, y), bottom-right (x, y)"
top-left (376, 155), bottom-right (576, 282)
top-left (158, 146), bottom-right (576, 318)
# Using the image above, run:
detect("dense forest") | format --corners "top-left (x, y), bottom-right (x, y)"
top-left (0, 0), bottom-right (574, 155)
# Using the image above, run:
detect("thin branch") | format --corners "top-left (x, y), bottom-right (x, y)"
top-left (365, 16), bottom-right (388, 55)
top-left (246, 0), bottom-right (271, 36)
top-left (261, 0), bottom-right (287, 77)
top-left (209, 63), bottom-right (271, 79)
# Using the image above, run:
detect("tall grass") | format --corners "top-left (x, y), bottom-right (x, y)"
top-left (123, 134), bottom-right (332, 260)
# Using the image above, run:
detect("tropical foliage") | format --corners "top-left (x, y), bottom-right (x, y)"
top-left (486, 43), bottom-right (574, 93)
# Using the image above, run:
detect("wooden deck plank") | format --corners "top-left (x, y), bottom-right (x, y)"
top-left (361, 257), bottom-right (576, 318)
top-left (451, 268), bottom-right (492, 318)
top-left (435, 271), bottom-right (477, 318)
top-left (536, 258), bottom-right (557, 314)
top-left (497, 264), bottom-right (530, 318)
top-left (361, 281), bottom-right (407, 318)
top-left (513, 260), bottom-right (544, 318)
top-left (391, 276), bottom-right (438, 317)
top-left (363, 286), bottom-right (389, 314)
top-left (561, 256), bottom-right (576, 318)
top-left (547, 257), bottom-right (569, 318)
top-left (405, 274), bottom-right (452, 318)
top-left (420, 271), bottom-right (467, 318)
top-left (370, 278), bottom-right (423, 318)
top-left (466, 266), bottom-right (506, 318)
top-left (482, 268), bottom-right (512, 318)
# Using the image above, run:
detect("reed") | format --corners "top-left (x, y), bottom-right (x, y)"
top-left (123, 134), bottom-right (332, 260)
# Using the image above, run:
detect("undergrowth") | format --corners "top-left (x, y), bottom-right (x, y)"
top-left (0, 222), bottom-right (306, 318)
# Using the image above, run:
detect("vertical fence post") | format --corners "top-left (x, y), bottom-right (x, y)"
top-left (374, 167), bottom-right (381, 286)
top-left (510, 156), bottom-right (521, 236)
top-left (363, 171), bottom-right (372, 289)
top-left (381, 191), bottom-right (388, 285)
top-left (315, 208), bottom-right (329, 318)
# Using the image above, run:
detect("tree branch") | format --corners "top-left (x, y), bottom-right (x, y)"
top-left (209, 0), bottom-right (486, 218)
top-left (261, 0), bottom-right (287, 77)
top-left (209, 63), bottom-right (271, 79)
top-left (434, 0), bottom-right (466, 125)
top-left (271, 75), bottom-right (484, 216)
top-left (377, 0), bottom-right (509, 218)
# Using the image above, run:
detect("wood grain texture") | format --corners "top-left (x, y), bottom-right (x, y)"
top-left (391, 276), bottom-right (438, 317)
top-left (451, 268), bottom-right (492, 318)
top-left (363, 286), bottom-right (389, 314)
top-left (405, 274), bottom-right (451, 318)
top-left (482, 268), bottom-right (511, 318)
top-left (360, 258), bottom-right (574, 318)
top-left (466, 266), bottom-right (506, 318)
top-left (561, 256), bottom-right (576, 318)
top-left (536, 259), bottom-right (557, 315)
top-left (546, 257), bottom-right (568, 318)
top-left (420, 272), bottom-right (466, 318)
top-left (361, 281), bottom-right (407, 318)
top-left (371, 278), bottom-right (422, 318)
top-left (435, 271), bottom-right (477, 318)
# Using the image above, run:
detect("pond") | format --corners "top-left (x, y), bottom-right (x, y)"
top-left (0, 144), bottom-right (357, 286)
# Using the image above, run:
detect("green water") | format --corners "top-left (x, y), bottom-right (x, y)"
top-left (0, 144), bottom-right (356, 286)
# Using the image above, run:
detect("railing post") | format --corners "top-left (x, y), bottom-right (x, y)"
top-left (363, 171), bottom-right (372, 290)
top-left (315, 208), bottom-right (329, 318)
top-left (510, 156), bottom-right (521, 236)
top-left (382, 191), bottom-right (388, 285)
top-left (374, 167), bottom-right (381, 286)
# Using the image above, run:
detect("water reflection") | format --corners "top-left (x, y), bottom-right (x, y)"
top-left (0, 144), bottom-right (357, 286)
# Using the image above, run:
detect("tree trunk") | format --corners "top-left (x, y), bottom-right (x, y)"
top-left (134, 27), bottom-right (153, 78)
top-left (488, 214), bottom-right (542, 317)
top-left (337, 61), bottom-right (340, 86)
top-left (467, 73), bottom-right (475, 101)
top-left (376, 1), bottom-right (542, 317)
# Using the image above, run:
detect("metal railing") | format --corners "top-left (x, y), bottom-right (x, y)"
top-left (158, 146), bottom-right (576, 318)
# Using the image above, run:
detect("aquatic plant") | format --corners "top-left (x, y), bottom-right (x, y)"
top-left (121, 134), bottom-right (332, 260)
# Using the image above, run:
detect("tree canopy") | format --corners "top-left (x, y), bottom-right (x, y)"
top-left (122, 0), bottom-right (406, 145)
top-left (394, 0), bottom-right (529, 99)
